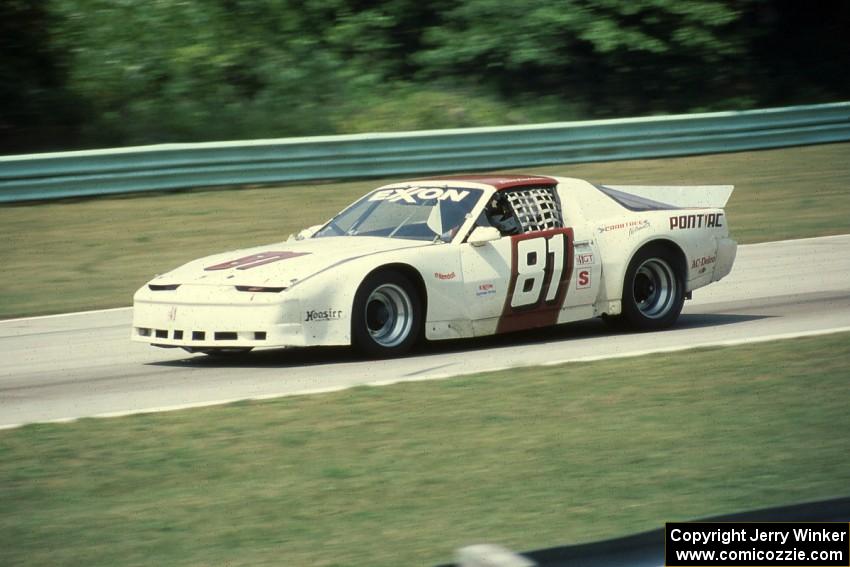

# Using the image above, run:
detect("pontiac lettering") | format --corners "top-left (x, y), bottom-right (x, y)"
top-left (669, 213), bottom-right (724, 230)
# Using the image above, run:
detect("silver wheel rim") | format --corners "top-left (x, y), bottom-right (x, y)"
top-left (365, 283), bottom-right (413, 348)
top-left (632, 258), bottom-right (677, 319)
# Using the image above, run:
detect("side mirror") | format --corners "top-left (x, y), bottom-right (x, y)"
top-left (287, 224), bottom-right (323, 242)
top-left (468, 226), bottom-right (501, 247)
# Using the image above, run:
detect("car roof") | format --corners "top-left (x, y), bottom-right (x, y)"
top-left (414, 174), bottom-right (558, 191)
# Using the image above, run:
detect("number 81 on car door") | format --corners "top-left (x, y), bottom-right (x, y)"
top-left (498, 228), bottom-right (574, 333)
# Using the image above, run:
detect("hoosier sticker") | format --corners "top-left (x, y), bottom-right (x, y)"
top-left (305, 309), bottom-right (343, 322)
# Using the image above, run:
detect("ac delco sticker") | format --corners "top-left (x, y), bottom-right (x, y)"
top-left (691, 255), bottom-right (716, 269)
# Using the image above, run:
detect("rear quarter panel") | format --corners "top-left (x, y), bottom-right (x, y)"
top-left (553, 177), bottom-right (733, 313)
top-left (592, 209), bottom-right (731, 309)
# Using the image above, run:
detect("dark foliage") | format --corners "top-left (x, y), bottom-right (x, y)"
top-left (2, 0), bottom-right (848, 154)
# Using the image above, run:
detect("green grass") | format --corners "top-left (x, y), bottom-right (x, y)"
top-left (1, 143), bottom-right (848, 318)
top-left (1, 333), bottom-right (849, 567)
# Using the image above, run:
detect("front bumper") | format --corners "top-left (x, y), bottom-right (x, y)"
top-left (132, 285), bottom-right (307, 349)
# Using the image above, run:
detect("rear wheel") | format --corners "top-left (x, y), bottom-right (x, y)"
top-left (620, 244), bottom-right (684, 331)
top-left (352, 270), bottom-right (422, 357)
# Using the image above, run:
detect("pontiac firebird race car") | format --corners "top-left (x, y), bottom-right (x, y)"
top-left (133, 175), bottom-right (737, 357)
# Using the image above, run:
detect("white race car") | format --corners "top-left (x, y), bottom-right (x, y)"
top-left (133, 175), bottom-right (736, 357)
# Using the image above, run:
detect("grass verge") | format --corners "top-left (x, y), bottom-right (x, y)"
top-left (1, 143), bottom-right (848, 318)
top-left (2, 333), bottom-right (849, 567)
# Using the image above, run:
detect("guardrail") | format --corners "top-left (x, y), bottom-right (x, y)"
top-left (1, 102), bottom-right (848, 203)
top-left (439, 496), bottom-right (850, 567)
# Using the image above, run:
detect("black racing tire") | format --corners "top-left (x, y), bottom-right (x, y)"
top-left (600, 313), bottom-right (627, 330)
top-left (620, 243), bottom-right (685, 331)
top-left (351, 270), bottom-right (422, 358)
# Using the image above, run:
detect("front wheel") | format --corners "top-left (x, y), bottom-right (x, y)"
top-left (620, 244), bottom-right (684, 331)
top-left (351, 270), bottom-right (422, 357)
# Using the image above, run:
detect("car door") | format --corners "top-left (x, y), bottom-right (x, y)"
top-left (459, 186), bottom-right (575, 336)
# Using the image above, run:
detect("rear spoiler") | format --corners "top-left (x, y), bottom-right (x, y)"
top-left (603, 185), bottom-right (734, 209)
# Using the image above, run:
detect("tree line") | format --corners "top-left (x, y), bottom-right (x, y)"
top-left (2, 0), bottom-right (848, 154)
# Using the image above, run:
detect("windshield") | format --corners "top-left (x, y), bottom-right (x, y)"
top-left (314, 186), bottom-right (484, 242)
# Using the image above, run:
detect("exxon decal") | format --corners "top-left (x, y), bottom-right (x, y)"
top-left (369, 187), bottom-right (470, 203)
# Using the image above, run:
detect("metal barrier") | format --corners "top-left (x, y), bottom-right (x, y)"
top-left (1, 102), bottom-right (848, 203)
top-left (440, 496), bottom-right (850, 567)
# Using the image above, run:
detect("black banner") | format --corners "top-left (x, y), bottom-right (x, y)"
top-left (665, 522), bottom-right (849, 566)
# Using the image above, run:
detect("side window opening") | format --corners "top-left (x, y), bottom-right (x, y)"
top-left (482, 193), bottom-right (521, 235)
top-left (483, 185), bottom-right (564, 235)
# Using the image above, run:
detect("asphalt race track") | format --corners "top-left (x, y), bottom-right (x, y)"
top-left (2, 235), bottom-right (849, 429)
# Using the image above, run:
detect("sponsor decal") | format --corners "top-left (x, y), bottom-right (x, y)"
top-left (691, 255), bottom-right (717, 269)
top-left (476, 283), bottom-right (497, 297)
top-left (369, 187), bottom-right (471, 203)
top-left (576, 269), bottom-right (591, 289)
top-left (669, 213), bottom-right (724, 230)
top-left (434, 271), bottom-right (457, 280)
top-left (597, 219), bottom-right (650, 235)
top-left (629, 219), bottom-right (651, 236)
top-left (576, 252), bottom-right (594, 265)
top-left (205, 251), bottom-right (310, 271)
top-left (304, 309), bottom-right (343, 322)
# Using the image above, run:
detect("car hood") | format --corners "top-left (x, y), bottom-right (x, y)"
top-left (150, 236), bottom-right (433, 288)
